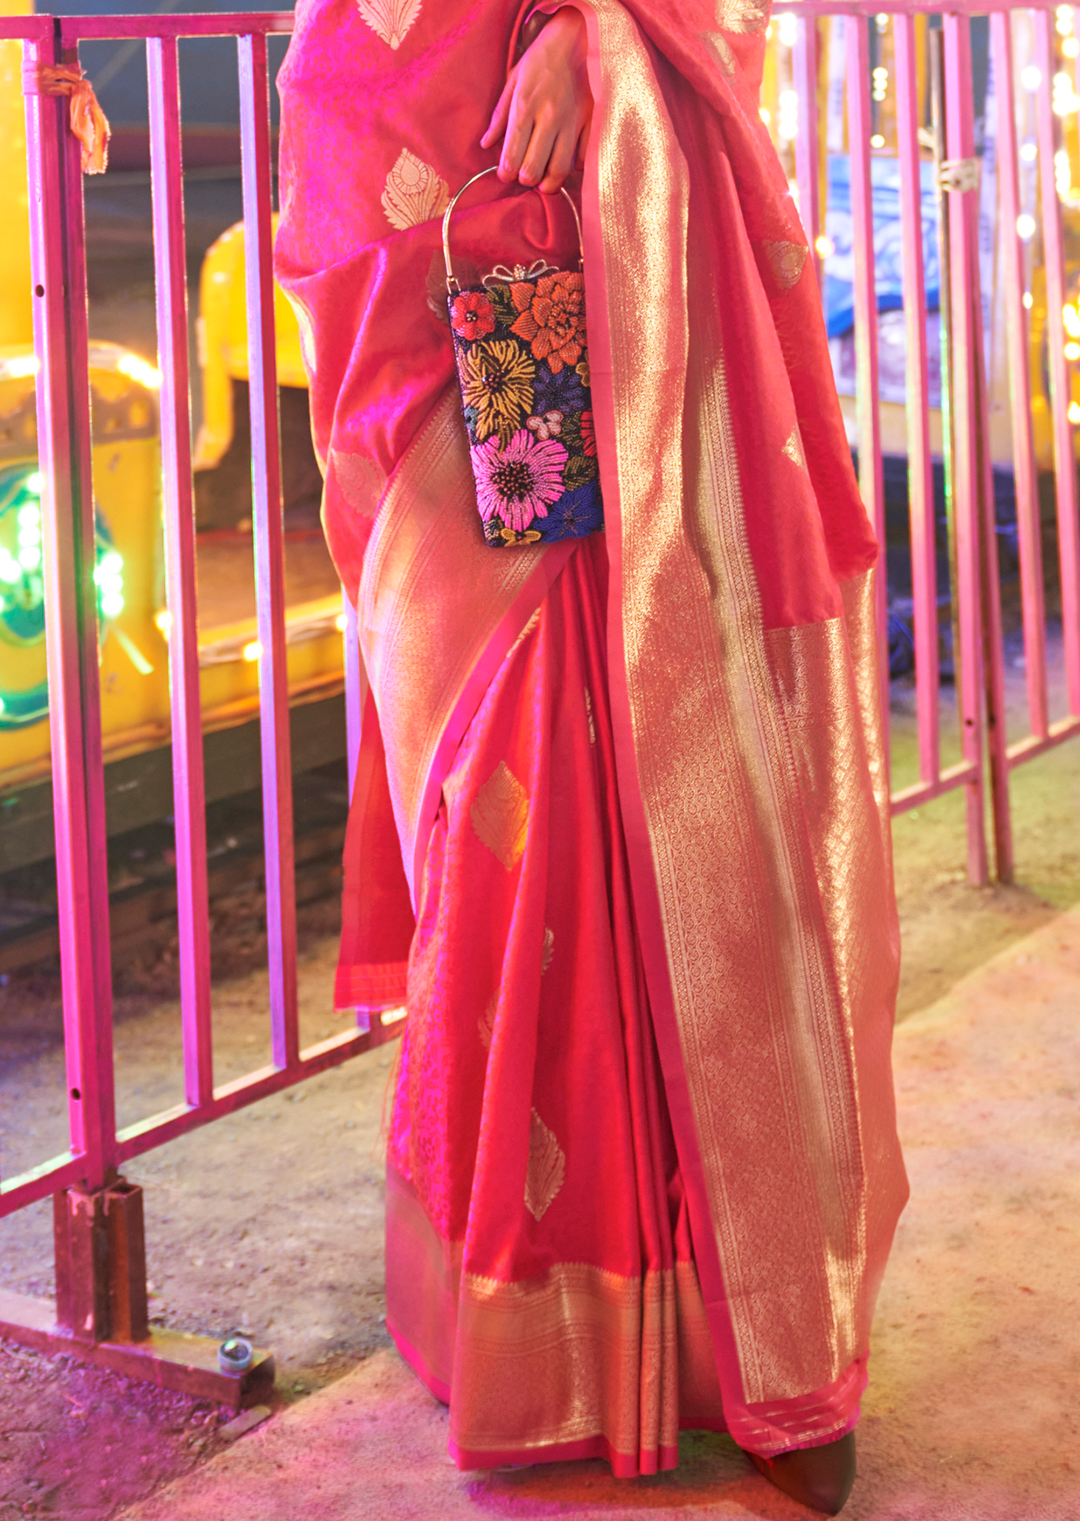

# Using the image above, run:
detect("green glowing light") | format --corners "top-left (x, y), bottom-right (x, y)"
top-left (24, 473), bottom-right (42, 495)
top-left (17, 546), bottom-right (41, 572)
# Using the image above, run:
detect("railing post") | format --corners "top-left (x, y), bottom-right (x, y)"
top-left (23, 21), bottom-right (118, 1184)
top-left (943, 12), bottom-right (1012, 884)
top-left (846, 13), bottom-right (890, 756)
top-left (147, 33), bottom-right (215, 1106)
top-left (238, 29), bottom-right (299, 1073)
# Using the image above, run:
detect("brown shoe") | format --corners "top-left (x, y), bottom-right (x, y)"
top-left (746, 1430), bottom-right (856, 1515)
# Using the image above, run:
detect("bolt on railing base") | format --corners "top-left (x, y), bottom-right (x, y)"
top-left (0, 1289), bottom-right (275, 1409)
top-left (0, 1175), bottom-right (274, 1408)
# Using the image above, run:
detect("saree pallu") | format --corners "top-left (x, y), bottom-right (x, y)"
top-left (275, 0), bottom-right (909, 1471)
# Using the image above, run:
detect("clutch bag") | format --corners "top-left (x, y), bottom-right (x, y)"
top-left (442, 166), bottom-right (603, 547)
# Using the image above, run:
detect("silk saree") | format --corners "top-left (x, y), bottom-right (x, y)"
top-left (275, 0), bottom-right (909, 1474)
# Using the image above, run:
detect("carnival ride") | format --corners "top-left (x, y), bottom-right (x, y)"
top-left (0, 4), bottom-right (345, 884)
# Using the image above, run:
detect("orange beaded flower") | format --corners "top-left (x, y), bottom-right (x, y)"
top-left (509, 271), bottom-right (586, 374)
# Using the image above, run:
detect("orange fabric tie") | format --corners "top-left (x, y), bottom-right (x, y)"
top-left (36, 65), bottom-right (110, 175)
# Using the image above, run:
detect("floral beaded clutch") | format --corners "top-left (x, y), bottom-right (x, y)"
top-left (442, 168), bottom-right (603, 547)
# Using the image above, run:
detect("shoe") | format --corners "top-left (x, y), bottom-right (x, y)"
top-left (746, 1430), bottom-right (856, 1515)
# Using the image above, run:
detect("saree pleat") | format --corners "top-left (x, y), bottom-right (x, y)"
top-left (385, 539), bottom-right (725, 1475)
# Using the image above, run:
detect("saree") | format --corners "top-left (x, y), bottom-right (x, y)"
top-left (275, 0), bottom-right (909, 1473)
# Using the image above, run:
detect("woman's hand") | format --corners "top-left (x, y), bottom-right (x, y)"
top-left (480, 7), bottom-right (592, 195)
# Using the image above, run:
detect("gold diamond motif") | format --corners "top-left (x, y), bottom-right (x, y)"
top-left (470, 761), bottom-right (529, 870)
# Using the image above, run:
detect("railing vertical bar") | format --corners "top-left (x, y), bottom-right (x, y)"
top-left (23, 25), bottom-right (117, 1180)
top-left (794, 14), bottom-right (822, 287)
top-left (992, 11), bottom-right (1049, 742)
top-left (845, 14), bottom-right (889, 744)
top-left (238, 29), bottom-right (299, 1072)
top-left (894, 13), bottom-right (940, 785)
top-left (943, 13), bottom-right (996, 884)
top-left (1035, 6), bottom-right (1080, 719)
top-left (147, 35), bottom-right (214, 1106)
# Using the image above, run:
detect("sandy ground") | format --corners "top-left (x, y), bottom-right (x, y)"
top-left (105, 902), bottom-right (1080, 1521)
top-left (0, 715), bottom-right (1077, 1517)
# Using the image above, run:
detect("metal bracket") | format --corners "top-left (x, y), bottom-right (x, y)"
top-left (938, 157), bottom-right (981, 194)
top-left (0, 1178), bottom-right (274, 1409)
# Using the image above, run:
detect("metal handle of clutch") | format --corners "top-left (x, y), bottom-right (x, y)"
top-left (442, 165), bottom-right (584, 294)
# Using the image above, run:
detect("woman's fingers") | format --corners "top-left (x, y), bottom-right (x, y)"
top-left (519, 114), bottom-right (560, 186)
top-left (497, 91), bottom-right (538, 181)
top-left (537, 126), bottom-right (578, 195)
top-left (479, 8), bottom-right (591, 188)
top-left (480, 72), bottom-right (516, 151)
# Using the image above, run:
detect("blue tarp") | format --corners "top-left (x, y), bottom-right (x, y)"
top-left (822, 154), bottom-right (941, 338)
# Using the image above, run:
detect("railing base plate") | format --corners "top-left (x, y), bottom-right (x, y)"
top-left (0, 1289), bottom-right (274, 1409)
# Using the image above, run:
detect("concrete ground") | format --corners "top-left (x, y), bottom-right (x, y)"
top-left (111, 905), bottom-right (1080, 1521)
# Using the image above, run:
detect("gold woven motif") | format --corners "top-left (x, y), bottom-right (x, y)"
top-left (781, 427), bottom-right (807, 471)
top-left (381, 148), bottom-right (450, 231)
top-left (715, 0), bottom-right (770, 34)
top-left (524, 1109), bottom-right (565, 1220)
top-left (700, 30), bottom-right (736, 74)
top-left (541, 926), bottom-right (555, 973)
top-left (355, 0), bottom-right (422, 50)
top-left (763, 239), bottom-right (809, 290)
top-left (470, 761), bottom-right (529, 870)
top-left (478, 994), bottom-right (496, 1050)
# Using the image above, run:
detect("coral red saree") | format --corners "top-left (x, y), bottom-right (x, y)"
top-left (275, 0), bottom-right (909, 1474)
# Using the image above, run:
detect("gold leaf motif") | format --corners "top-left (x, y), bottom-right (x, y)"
top-left (782, 427), bottom-right (807, 472)
top-left (478, 994), bottom-right (496, 1050)
top-left (470, 761), bottom-right (529, 870)
top-left (584, 687), bottom-right (597, 744)
top-left (355, 0), bottom-right (422, 49)
top-left (763, 239), bottom-right (808, 291)
top-left (700, 30), bottom-right (736, 74)
top-left (381, 149), bottom-right (450, 232)
top-left (524, 1108), bottom-right (565, 1220)
top-left (541, 927), bottom-right (555, 974)
top-left (715, 0), bottom-right (770, 34)
top-left (330, 448), bottom-right (386, 517)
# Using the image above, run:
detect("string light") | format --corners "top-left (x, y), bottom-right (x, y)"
top-left (1066, 342), bottom-right (1080, 361)
top-left (1053, 71), bottom-right (1080, 115)
top-left (1056, 147), bottom-right (1073, 193)
top-left (1020, 140), bottom-right (1038, 164)
top-left (242, 640), bottom-right (263, 663)
top-left (1021, 65), bottom-right (1042, 91)
top-left (1017, 213), bottom-right (1037, 240)
top-left (872, 65), bottom-right (888, 103)
top-left (1065, 36), bottom-right (1080, 56)
top-left (1023, 291), bottom-right (1034, 309)
top-left (1064, 304), bottom-right (1080, 337)
top-left (777, 12), bottom-right (798, 47)
top-left (1069, 400), bottom-right (1080, 423)
top-left (1056, 4), bottom-right (1074, 35)
top-left (815, 235), bottom-right (835, 258)
top-left (778, 89), bottom-right (799, 141)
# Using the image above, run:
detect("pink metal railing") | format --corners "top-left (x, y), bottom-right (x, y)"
top-left (0, 12), bottom-right (395, 1238)
top-left (780, 0), bottom-right (1080, 889)
top-left (0, 0), bottom-right (1078, 1386)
